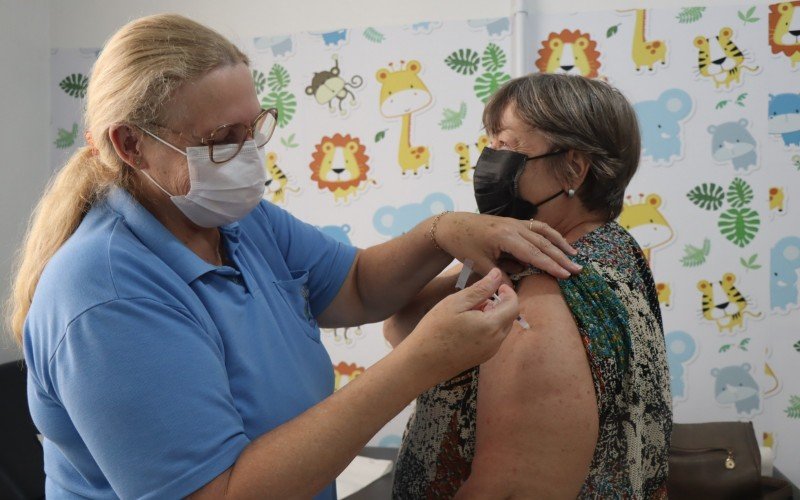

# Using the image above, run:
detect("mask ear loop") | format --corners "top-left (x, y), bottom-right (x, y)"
top-left (134, 125), bottom-right (186, 197)
top-left (137, 125), bottom-right (188, 157)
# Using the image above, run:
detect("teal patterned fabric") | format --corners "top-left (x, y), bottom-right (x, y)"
top-left (558, 263), bottom-right (633, 378)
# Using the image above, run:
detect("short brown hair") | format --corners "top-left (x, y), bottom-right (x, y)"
top-left (483, 73), bottom-right (640, 220)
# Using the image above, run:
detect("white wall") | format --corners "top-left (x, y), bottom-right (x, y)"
top-left (0, 0), bottom-right (50, 364)
top-left (0, 0), bottom-right (752, 359)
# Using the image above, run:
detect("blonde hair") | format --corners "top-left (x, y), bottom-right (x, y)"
top-left (7, 14), bottom-right (248, 344)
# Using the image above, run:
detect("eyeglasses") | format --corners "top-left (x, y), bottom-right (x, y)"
top-left (144, 108), bottom-right (278, 164)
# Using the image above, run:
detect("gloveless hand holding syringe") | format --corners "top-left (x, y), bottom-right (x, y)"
top-left (455, 259), bottom-right (530, 330)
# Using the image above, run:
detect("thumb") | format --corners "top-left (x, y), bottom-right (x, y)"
top-left (454, 268), bottom-right (502, 312)
top-left (482, 283), bottom-right (520, 326)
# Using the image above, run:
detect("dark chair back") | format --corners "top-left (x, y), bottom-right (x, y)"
top-left (0, 360), bottom-right (45, 499)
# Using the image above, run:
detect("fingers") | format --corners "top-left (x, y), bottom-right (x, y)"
top-left (523, 230), bottom-right (583, 276)
top-left (481, 283), bottom-right (519, 332)
top-left (528, 219), bottom-right (578, 256)
top-left (453, 268), bottom-right (503, 311)
top-left (501, 235), bottom-right (574, 280)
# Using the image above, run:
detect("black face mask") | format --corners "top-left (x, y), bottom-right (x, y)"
top-left (473, 147), bottom-right (567, 220)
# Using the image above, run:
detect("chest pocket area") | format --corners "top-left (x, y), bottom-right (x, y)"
top-left (274, 270), bottom-right (320, 343)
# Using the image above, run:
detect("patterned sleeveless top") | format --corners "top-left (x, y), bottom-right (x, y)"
top-left (392, 221), bottom-right (672, 499)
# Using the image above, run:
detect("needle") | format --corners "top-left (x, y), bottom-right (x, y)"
top-left (491, 293), bottom-right (530, 330)
top-left (456, 259), bottom-right (530, 330)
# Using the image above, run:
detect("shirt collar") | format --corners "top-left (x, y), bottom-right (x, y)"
top-left (105, 187), bottom-right (241, 284)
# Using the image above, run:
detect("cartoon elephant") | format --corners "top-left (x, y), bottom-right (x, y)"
top-left (373, 193), bottom-right (455, 238)
top-left (665, 331), bottom-right (696, 399)
top-left (771, 236), bottom-right (800, 311)
top-left (634, 88), bottom-right (693, 163)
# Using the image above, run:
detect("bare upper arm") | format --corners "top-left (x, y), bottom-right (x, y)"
top-left (462, 273), bottom-right (598, 498)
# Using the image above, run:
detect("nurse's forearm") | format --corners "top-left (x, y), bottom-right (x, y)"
top-left (361, 214), bottom-right (458, 319)
top-left (323, 213), bottom-right (454, 327)
top-left (188, 340), bottom-right (435, 499)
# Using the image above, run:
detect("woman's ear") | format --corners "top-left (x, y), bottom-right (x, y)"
top-left (108, 124), bottom-right (144, 169)
top-left (564, 150), bottom-right (591, 191)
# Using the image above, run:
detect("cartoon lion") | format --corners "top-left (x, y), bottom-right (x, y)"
top-left (535, 29), bottom-right (601, 78)
top-left (309, 133), bottom-right (372, 203)
top-left (769, 2), bottom-right (800, 68)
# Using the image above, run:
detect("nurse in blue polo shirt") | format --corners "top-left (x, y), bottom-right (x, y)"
top-left (9, 14), bottom-right (580, 500)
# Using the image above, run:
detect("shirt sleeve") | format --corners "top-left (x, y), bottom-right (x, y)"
top-left (51, 298), bottom-right (251, 500)
top-left (259, 201), bottom-right (358, 316)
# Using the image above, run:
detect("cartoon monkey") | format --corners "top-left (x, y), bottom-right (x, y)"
top-left (305, 54), bottom-right (363, 115)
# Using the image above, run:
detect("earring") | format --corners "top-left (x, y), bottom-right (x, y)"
top-left (567, 188), bottom-right (576, 198)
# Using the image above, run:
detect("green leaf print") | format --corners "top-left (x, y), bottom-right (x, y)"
top-left (363, 27), bottom-right (386, 43)
top-left (439, 102), bottom-right (467, 130)
top-left (252, 70), bottom-right (266, 95)
top-left (261, 90), bottom-right (296, 128)
top-left (59, 73), bottom-right (88, 98)
top-left (676, 7), bottom-right (706, 24)
top-left (737, 6), bottom-right (760, 25)
top-left (481, 43), bottom-right (507, 72)
top-left (54, 123), bottom-right (79, 149)
top-left (726, 177), bottom-right (754, 208)
top-left (687, 183), bottom-right (724, 211)
top-left (267, 64), bottom-right (291, 91)
top-left (680, 239), bottom-right (710, 267)
top-left (719, 207), bottom-right (760, 247)
top-left (740, 253), bottom-right (761, 270)
top-left (786, 395), bottom-right (800, 419)
top-left (607, 24), bottom-right (620, 38)
top-left (474, 71), bottom-right (511, 103)
top-left (445, 48), bottom-right (480, 76)
top-left (375, 129), bottom-right (388, 143)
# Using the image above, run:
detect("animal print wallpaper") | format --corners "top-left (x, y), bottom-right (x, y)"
top-left (50, 2), bottom-right (799, 481)
top-left (516, 1), bottom-right (800, 480)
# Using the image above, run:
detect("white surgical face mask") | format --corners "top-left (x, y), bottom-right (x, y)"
top-left (139, 129), bottom-right (267, 228)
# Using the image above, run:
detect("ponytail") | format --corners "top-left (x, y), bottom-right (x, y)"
top-left (6, 147), bottom-right (120, 344)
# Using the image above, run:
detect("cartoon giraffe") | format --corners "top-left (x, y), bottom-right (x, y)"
top-left (375, 60), bottom-right (433, 176)
top-left (627, 9), bottom-right (667, 71)
top-left (618, 193), bottom-right (674, 264)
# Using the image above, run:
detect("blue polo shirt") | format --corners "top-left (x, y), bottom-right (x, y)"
top-left (23, 187), bottom-right (357, 499)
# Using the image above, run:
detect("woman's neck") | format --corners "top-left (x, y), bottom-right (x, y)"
top-left (539, 200), bottom-right (608, 244)
top-left (129, 179), bottom-right (225, 266)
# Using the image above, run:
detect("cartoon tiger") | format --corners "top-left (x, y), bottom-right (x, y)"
top-left (697, 272), bottom-right (761, 333)
top-left (264, 152), bottom-right (299, 204)
top-left (454, 135), bottom-right (489, 182)
top-left (694, 27), bottom-right (758, 89)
